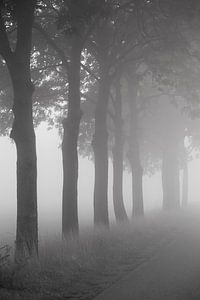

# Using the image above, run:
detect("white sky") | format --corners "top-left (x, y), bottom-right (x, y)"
top-left (0, 123), bottom-right (199, 241)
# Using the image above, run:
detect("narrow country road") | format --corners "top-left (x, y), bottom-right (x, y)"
top-left (94, 210), bottom-right (200, 300)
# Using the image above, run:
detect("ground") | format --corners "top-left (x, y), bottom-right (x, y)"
top-left (95, 206), bottom-right (200, 299)
top-left (0, 205), bottom-right (200, 299)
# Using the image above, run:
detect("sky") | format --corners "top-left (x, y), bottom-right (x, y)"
top-left (0, 123), bottom-right (200, 241)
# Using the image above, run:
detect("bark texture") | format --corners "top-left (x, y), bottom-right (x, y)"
top-left (11, 77), bottom-right (37, 259)
top-left (62, 38), bottom-right (82, 237)
top-left (3, 0), bottom-right (38, 259)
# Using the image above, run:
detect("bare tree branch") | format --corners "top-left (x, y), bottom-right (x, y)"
top-left (33, 23), bottom-right (100, 81)
top-left (0, 13), bottom-right (12, 62)
top-left (33, 22), bottom-right (69, 69)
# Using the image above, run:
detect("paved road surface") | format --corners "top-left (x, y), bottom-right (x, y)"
top-left (94, 214), bottom-right (200, 300)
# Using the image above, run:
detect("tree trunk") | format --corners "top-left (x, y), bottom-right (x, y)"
top-left (92, 69), bottom-right (110, 228)
top-left (182, 160), bottom-right (188, 207)
top-left (4, 0), bottom-right (38, 260)
top-left (130, 146), bottom-right (144, 217)
top-left (10, 74), bottom-right (37, 260)
top-left (162, 142), bottom-right (180, 210)
top-left (127, 77), bottom-right (144, 217)
top-left (62, 39), bottom-right (82, 238)
top-left (112, 80), bottom-right (128, 222)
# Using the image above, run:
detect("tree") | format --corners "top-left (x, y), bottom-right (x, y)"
top-left (138, 82), bottom-right (187, 210)
top-left (0, 0), bottom-right (38, 259)
top-left (112, 75), bottom-right (128, 222)
top-left (33, 0), bottom-right (104, 237)
top-left (58, 1), bottom-right (84, 237)
top-left (90, 0), bottom-right (150, 227)
top-left (126, 72), bottom-right (144, 216)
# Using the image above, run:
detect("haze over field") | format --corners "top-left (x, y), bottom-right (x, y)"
top-left (1, 123), bottom-right (200, 240)
top-left (2, 1), bottom-right (200, 299)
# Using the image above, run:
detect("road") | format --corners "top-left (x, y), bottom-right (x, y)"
top-left (94, 210), bottom-right (200, 300)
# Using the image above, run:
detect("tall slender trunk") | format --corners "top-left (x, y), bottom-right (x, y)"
top-left (112, 80), bottom-right (128, 222)
top-left (10, 70), bottom-right (37, 260)
top-left (182, 158), bottom-right (188, 207)
top-left (130, 145), bottom-right (144, 217)
top-left (92, 67), bottom-right (110, 227)
top-left (127, 77), bottom-right (144, 217)
top-left (162, 142), bottom-right (180, 210)
top-left (62, 39), bottom-right (82, 238)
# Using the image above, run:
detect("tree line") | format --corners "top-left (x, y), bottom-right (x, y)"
top-left (0, 0), bottom-right (200, 260)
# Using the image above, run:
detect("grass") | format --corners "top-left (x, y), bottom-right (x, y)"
top-left (0, 208), bottom-right (196, 300)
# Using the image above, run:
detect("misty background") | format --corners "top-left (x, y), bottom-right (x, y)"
top-left (2, 1), bottom-right (200, 299)
top-left (1, 123), bottom-right (200, 239)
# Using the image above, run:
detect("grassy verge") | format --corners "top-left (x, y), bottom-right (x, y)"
top-left (0, 209), bottom-right (194, 300)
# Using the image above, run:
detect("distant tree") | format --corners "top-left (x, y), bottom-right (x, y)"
top-left (112, 75), bottom-right (128, 222)
top-left (138, 82), bottom-right (190, 210)
top-left (89, 0), bottom-right (154, 227)
top-left (125, 72), bottom-right (144, 216)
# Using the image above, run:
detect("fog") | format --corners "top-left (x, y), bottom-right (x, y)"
top-left (2, 1), bottom-right (200, 299)
top-left (0, 123), bottom-right (200, 240)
